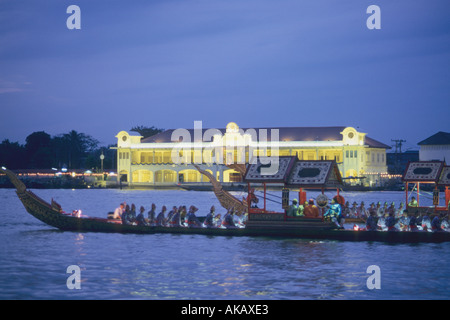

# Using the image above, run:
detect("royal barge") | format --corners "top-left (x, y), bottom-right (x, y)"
top-left (1, 159), bottom-right (449, 243)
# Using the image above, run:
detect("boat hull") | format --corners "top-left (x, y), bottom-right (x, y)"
top-left (15, 189), bottom-right (450, 243)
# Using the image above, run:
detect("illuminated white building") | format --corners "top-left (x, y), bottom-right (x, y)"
top-left (114, 122), bottom-right (390, 186)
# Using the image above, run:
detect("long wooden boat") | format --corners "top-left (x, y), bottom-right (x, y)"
top-left (2, 167), bottom-right (450, 243)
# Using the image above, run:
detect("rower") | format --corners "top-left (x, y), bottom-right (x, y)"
top-left (122, 204), bottom-right (132, 225)
top-left (128, 204), bottom-right (137, 224)
top-left (376, 202), bottom-right (383, 216)
top-left (358, 201), bottom-right (367, 218)
top-left (396, 202), bottom-right (404, 217)
top-left (368, 203), bottom-right (376, 217)
top-left (180, 205), bottom-right (187, 222)
top-left (203, 206), bottom-right (216, 228)
top-left (386, 202), bottom-right (395, 216)
top-left (168, 206), bottom-right (181, 227)
top-left (408, 210), bottom-right (419, 232)
top-left (147, 203), bottom-right (156, 225)
top-left (186, 205), bottom-right (202, 228)
top-left (385, 211), bottom-right (398, 231)
top-left (222, 208), bottom-right (237, 228)
top-left (398, 210), bottom-right (409, 231)
top-left (343, 201), bottom-right (350, 219)
top-left (350, 202), bottom-right (358, 218)
top-left (136, 206), bottom-right (148, 226)
top-left (431, 214), bottom-right (444, 232)
top-left (366, 210), bottom-right (378, 231)
top-left (382, 202), bottom-right (388, 216)
top-left (111, 203), bottom-right (124, 220)
top-left (420, 213), bottom-right (431, 231)
top-left (155, 206), bottom-right (167, 226)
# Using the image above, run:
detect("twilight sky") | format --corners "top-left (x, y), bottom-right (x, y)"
top-left (1, 0), bottom-right (449, 150)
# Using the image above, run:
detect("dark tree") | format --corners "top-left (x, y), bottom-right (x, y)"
top-left (55, 130), bottom-right (100, 169)
top-left (25, 131), bottom-right (53, 168)
top-left (0, 139), bottom-right (26, 169)
top-left (130, 126), bottom-right (164, 139)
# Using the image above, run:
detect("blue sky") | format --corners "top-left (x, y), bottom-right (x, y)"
top-left (1, 0), bottom-right (449, 150)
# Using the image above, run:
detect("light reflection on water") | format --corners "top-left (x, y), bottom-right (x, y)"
top-left (0, 188), bottom-right (449, 300)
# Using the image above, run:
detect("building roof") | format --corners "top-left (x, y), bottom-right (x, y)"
top-left (418, 131), bottom-right (450, 146)
top-left (141, 126), bottom-right (390, 149)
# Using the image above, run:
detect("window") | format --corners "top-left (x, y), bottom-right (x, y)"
top-left (346, 150), bottom-right (349, 158)
top-left (119, 152), bottom-right (129, 160)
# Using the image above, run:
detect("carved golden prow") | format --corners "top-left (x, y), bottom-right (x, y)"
top-left (193, 164), bottom-right (248, 214)
top-left (0, 167), bottom-right (26, 193)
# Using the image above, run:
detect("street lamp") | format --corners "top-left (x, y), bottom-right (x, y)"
top-left (100, 152), bottom-right (105, 175)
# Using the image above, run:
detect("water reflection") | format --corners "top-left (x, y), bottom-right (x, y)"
top-left (1, 188), bottom-right (450, 299)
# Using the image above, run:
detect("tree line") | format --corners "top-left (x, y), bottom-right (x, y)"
top-left (0, 126), bottom-right (163, 170)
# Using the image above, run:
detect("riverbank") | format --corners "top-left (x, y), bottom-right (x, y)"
top-left (0, 176), bottom-right (405, 191)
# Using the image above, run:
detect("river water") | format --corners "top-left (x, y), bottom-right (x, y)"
top-left (0, 188), bottom-right (449, 300)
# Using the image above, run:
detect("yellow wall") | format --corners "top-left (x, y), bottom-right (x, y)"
top-left (116, 124), bottom-right (388, 186)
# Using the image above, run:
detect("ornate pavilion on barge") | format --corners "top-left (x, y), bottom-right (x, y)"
top-left (113, 122), bottom-right (390, 187)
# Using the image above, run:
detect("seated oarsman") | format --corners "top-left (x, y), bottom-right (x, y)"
top-left (385, 212), bottom-right (398, 231)
top-left (203, 206), bottom-right (216, 228)
top-left (222, 209), bottom-right (237, 228)
top-left (366, 211), bottom-right (378, 231)
top-left (186, 206), bottom-right (202, 228)
top-left (396, 202), bottom-right (405, 217)
top-left (136, 206), bottom-right (148, 226)
top-left (155, 206), bottom-right (167, 226)
top-left (168, 207), bottom-right (181, 227)
top-left (110, 203), bottom-right (124, 220)
top-left (398, 210), bottom-right (410, 231)
top-left (127, 204), bottom-right (137, 224)
top-left (121, 204), bottom-right (133, 225)
top-left (349, 202), bottom-right (358, 218)
top-left (421, 214), bottom-right (431, 231)
top-left (386, 202), bottom-right (395, 217)
top-left (147, 203), bottom-right (156, 225)
top-left (431, 214), bottom-right (444, 232)
top-left (358, 201), bottom-right (367, 218)
top-left (408, 211), bottom-right (419, 231)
